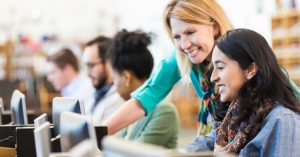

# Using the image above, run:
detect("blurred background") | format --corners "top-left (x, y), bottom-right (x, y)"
top-left (0, 0), bottom-right (299, 146)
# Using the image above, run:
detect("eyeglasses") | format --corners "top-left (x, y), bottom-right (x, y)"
top-left (85, 61), bottom-right (103, 69)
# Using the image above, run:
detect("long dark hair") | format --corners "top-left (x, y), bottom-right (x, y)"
top-left (215, 28), bottom-right (300, 152)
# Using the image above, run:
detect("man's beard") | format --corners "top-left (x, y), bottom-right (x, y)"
top-left (94, 74), bottom-right (107, 89)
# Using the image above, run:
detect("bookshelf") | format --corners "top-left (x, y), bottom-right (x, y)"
top-left (272, 10), bottom-right (300, 86)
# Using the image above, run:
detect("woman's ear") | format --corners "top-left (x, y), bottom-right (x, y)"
top-left (246, 63), bottom-right (258, 80)
top-left (213, 22), bottom-right (220, 38)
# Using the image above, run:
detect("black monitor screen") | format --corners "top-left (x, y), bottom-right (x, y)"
top-left (10, 90), bottom-right (28, 125)
top-left (52, 97), bottom-right (84, 136)
top-left (60, 112), bottom-right (93, 152)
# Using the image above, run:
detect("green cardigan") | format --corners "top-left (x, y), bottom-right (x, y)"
top-left (118, 101), bottom-right (179, 149)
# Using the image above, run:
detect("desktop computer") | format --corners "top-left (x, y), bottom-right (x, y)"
top-left (16, 126), bottom-right (36, 157)
top-left (34, 122), bottom-right (51, 157)
top-left (10, 89), bottom-right (28, 125)
top-left (102, 136), bottom-right (237, 157)
top-left (34, 113), bottom-right (48, 128)
top-left (0, 97), bottom-right (3, 125)
top-left (52, 97), bottom-right (85, 137)
top-left (59, 111), bottom-right (97, 153)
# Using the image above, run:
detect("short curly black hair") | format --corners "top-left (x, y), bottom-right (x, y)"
top-left (108, 29), bottom-right (154, 80)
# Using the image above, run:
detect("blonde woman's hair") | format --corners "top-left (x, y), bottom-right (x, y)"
top-left (163, 0), bottom-right (232, 82)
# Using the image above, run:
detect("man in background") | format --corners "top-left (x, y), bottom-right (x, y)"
top-left (46, 48), bottom-right (94, 103)
top-left (83, 36), bottom-right (124, 125)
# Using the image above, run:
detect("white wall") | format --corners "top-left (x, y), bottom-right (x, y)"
top-left (217, 0), bottom-right (274, 44)
top-left (0, 0), bottom-right (173, 68)
top-left (0, 0), bottom-right (117, 42)
top-left (1, 0), bottom-right (299, 67)
top-left (112, 0), bottom-right (173, 67)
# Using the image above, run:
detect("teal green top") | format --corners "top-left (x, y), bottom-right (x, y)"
top-left (131, 52), bottom-right (181, 114)
top-left (132, 52), bottom-right (300, 115)
top-left (118, 101), bottom-right (179, 148)
top-left (290, 78), bottom-right (300, 100)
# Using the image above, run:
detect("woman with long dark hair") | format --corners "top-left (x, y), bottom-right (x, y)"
top-left (211, 28), bottom-right (300, 156)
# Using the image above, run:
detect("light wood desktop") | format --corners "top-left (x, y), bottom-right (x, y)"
top-left (0, 147), bottom-right (16, 157)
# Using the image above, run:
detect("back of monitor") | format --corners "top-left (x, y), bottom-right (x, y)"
top-left (34, 122), bottom-right (51, 157)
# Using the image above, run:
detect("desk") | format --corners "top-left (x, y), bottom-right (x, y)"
top-left (0, 147), bottom-right (15, 157)
top-left (0, 125), bottom-right (107, 156)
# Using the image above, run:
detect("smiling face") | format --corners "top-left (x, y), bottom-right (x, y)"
top-left (170, 18), bottom-right (217, 64)
top-left (210, 46), bottom-right (250, 102)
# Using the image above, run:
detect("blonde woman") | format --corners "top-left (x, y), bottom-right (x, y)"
top-left (104, 0), bottom-right (300, 152)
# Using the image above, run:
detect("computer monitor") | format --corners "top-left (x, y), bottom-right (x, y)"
top-left (102, 137), bottom-right (222, 157)
top-left (102, 136), bottom-right (168, 157)
top-left (34, 113), bottom-right (48, 128)
top-left (34, 122), bottom-right (51, 157)
top-left (68, 139), bottom-right (100, 157)
top-left (59, 111), bottom-right (97, 153)
top-left (0, 97), bottom-right (3, 125)
top-left (10, 89), bottom-right (28, 125)
top-left (52, 97), bottom-right (85, 136)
